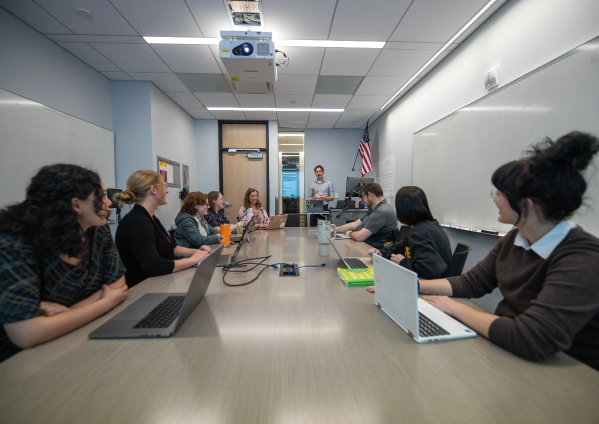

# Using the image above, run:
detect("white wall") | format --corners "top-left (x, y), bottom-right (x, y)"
top-left (195, 120), bottom-right (220, 193)
top-left (304, 129), bottom-right (364, 204)
top-left (268, 120), bottom-right (279, 216)
top-left (0, 8), bottom-right (112, 130)
top-left (370, 0), bottom-right (599, 311)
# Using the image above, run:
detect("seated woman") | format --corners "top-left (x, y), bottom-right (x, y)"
top-left (238, 188), bottom-right (269, 229)
top-left (418, 132), bottom-right (599, 370)
top-left (0, 164), bottom-right (128, 362)
top-left (368, 186), bottom-right (452, 279)
top-left (174, 191), bottom-right (224, 249)
top-left (205, 191), bottom-right (237, 233)
top-left (114, 170), bottom-right (209, 288)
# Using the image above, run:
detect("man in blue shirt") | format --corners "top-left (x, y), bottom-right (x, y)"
top-left (308, 165), bottom-right (335, 226)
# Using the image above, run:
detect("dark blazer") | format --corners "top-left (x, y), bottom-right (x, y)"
top-left (115, 204), bottom-right (177, 287)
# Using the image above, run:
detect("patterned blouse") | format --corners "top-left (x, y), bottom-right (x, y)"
top-left (238, 206), bottom-right (269, 225)
top-left (205, 209), bottom-right (227, 229)
top-left (0, 225), bottom-right (125, 362)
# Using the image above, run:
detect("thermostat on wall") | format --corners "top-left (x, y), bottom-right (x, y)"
top-left (484, 66), bottom-right (500, 91)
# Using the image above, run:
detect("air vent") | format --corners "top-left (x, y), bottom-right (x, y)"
top-left (256, 42), bottom-right (270, 56)
top-left (225, 0), bottom-right (263, 27)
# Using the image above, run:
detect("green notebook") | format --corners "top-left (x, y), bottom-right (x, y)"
top-left (337, 268), bottom-right (374, 286)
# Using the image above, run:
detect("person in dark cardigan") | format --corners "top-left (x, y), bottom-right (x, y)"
top-left (114, 170), bottom-right (209, 288)
top-left (368, 186), bottom-right (452, 279)
top-left (418, 132), bottom-right (599, 370)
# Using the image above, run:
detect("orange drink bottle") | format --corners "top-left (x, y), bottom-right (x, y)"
top-left (220, 223), bottom-right (230, 246)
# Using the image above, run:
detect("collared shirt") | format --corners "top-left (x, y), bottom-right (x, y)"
top-left (514, 220), bottom-right (577, 259)
top-left (308, 180), bottom-right (334, 205)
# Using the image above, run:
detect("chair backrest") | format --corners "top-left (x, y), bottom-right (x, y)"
top-left (168, 229), bottom-right (176, 241)
top-left (387, 224), bottom-right (411, 244)
top-left (444, 242), bottom-right (472, 278)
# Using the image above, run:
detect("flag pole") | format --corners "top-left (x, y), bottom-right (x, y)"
top-left (351, 120), bottom-right (369, 171)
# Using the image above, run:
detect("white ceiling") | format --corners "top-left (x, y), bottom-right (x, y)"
top-left (0, 0), bottom-right (506, 129)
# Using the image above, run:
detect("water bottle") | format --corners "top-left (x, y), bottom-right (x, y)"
top-left (246, 207), bottom-right (253, 224)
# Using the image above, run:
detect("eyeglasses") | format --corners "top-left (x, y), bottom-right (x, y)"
top-left (490, 189), bottom-right (498, 200)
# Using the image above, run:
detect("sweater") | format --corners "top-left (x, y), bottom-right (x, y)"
top-left (174, 212), bottom-right (220, 248)
top-left (448, 227), bottom-right (599, 370)
top-left (380, 219), bottom-right (452, 279)
top-left (115, 204), bottom-right (176, 288)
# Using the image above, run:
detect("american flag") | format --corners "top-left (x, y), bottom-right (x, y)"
top-left (358, 123), bottom-right (372, 177)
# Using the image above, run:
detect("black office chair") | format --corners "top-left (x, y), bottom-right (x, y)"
top-left (386, 225), bottom-right (411, 244)
top-left (444, 243), bottom-right (473, 277)
top-left (168, 229), bottom-right (176, 241)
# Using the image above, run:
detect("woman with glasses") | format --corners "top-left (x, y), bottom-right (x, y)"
top-left (417, 132), bottom-right (599, 370)
top-left (174, 191), bottom-right (224, 249)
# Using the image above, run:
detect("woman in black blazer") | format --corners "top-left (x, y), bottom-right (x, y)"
top-left (114, 170), bottom-right (209, 287)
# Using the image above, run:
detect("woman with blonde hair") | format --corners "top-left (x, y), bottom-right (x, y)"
top-left (238, 188), bottom-right (269, 230)
top-left (114, 170), bottom-right (209, 287)
top-left (174, 191), bottom-right (223, 249)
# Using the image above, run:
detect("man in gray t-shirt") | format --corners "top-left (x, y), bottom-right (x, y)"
top-left (333, 183), bottom-right (397, 249)
top-left (308, 165), bottom-right (335, 226)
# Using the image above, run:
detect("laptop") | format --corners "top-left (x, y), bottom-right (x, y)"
top-left (264, 214), bottom-right (288, 229)
top-left (373, 254), bottom-right (476, 343)
top-left (218, 217), bottom-right (256, 266)
top-left (231, 215), bottom-right (258, 243)
top-left (89, 245), bottom-right (223, 339)
top-left (328, 236), bottom-right (373, 269)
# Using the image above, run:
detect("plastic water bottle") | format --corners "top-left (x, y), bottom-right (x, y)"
top-left (246, 207), bottom-right (253, 224)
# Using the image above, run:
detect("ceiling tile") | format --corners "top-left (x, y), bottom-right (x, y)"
top-left (278, 121), bottom-right (307, 129)
top-left (335, 121), bottom-right (365, 129)
top-left (58, 43), bottom-right (120, 72)
top-left (186, 0), bottom-right (233, 38)
top-left (311, 95), bottom-right (352, 109)
top-left (90, 43), bottom-right (170, 72)
top-left (209, 111), bottom-right (247, 120)
top-left (329, 0), bottom-right (411, 41)
top-left (315, 76), bottom-right (364, 95)
top-left (110, 0), bottom-right (202, 37)
top-left (177, 74), bottom-right (232, 93)
top-left (244, 111), bottom-right (278, 120)
top-left (275, 95), bottom-right (313, 108)
top-left (0, 0), bottom-right (73, 34)
top-left (150, 45), bottom-right (221, 73)
top-left (234, 94), bottom-right (275, 108)
top-left (320, 48), bottom-right (381, 76)
top-left (339, 111), bottom-right (377, 122)
top-left (194, 93), bottom-right (240, 107)
top-left (274, 75), bottom-right (318, 95)
top-left (129, 72), bottom-right (189, 93)
top-left (389, 0), bottom-right (489, 43)
top-left (262, 0), bottom-right (337, 40)
top-left (48, 35), bottom-right (145, 43)
top-left (367, 49), bottom-right (435, 77)
top-left (185, 109), bottom-right (215, 120)
top-left (207, 45), bottom-right (229, 74)
top-left (307, 121), bottom-right (337, 129)
top-left (32, 0), bottom-right (137, 35)
top-left (308, 112), bottom-right (343, 122)
top-left (165, 93), bottom-right (204, 108)
top-left (346, 96), bottom-right (391, 110)
top-left (101, 72), bottom-right (132, 80)
top-left (276, 111), bottom-right (310, 122)
top-left (354, 77), bottom-right (409, 96)
top-left (276, 47), bottom-right (325, 76)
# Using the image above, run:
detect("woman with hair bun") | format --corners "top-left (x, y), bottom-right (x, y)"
top-left (114, 170), bottom-right (209, 288)
top-left (419, 132), bottom-right (599, 370)
top-left (0, 164), bottom-right (128, 362)
top-left (368, 186), bottom-right (452, 279)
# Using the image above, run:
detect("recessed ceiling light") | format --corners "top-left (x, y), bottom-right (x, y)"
top-left (208, 107), bottom-right (344, 112)
top-left (380, 0), bottom-right (500, 110)
top-left (143, 37), bottom-right (384, 49)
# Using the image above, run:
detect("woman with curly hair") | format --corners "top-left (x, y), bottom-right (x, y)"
top-left (174, 191), bottom-right (224, 249)
top-left (0, 164), bottom-right (128, 362)
top-left (114, 170), bottom-right (209, 288)
top-left (238, 188), bottom-right (269, 230)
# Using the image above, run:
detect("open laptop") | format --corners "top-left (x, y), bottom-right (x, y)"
top-left (264, 215), bottom-right (288, 229)
top-left (231, 215), bottom-right (258, 243)
top-left (89, 245), bottom-right (223, 339)
top-left (218, 217), bottom-right (257, 266)
top-left (373, 254), bottom-right (476, 343)
top-left (328, 236), bottom-right (373, 269)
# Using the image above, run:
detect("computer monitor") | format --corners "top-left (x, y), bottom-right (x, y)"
top-left (346, 177), bottom-right (374, 197)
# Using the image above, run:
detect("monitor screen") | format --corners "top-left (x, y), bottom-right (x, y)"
top-left (346, 177), bottom-right (374, 197)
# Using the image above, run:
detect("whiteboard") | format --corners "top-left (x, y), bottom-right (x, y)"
top-left (0, 88), bottom-right (115, 209)
top-left (413, 36), bottom-right (599, 236)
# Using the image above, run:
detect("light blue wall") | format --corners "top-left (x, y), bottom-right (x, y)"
top-left (194, 120), bottom-right (220, 193)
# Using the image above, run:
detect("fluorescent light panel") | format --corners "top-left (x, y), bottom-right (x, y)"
top-left (278, 133), bottom-right (304, 137)
top-left (380, 0), bottom-right (499, 110)
top-left (208, 107), bottom-right (344, 112)
top-left (144, 37), bottom-right (384, 48)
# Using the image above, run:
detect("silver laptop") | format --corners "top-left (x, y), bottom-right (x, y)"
top-left (89, 245), bottom-right (223, 339)
top-left (218, 217), bottom-right (256, 266)
top-left (373, 254), bottom-right (476, 343)
top-left (328, 236), bottom-right (373, 269)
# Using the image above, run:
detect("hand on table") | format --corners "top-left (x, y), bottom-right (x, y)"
top-left (39, 301), bottom-right (69, 316)
top-left (259, 224), bottom-right (269, 229)
top-left (368, 248), bottom-right (381, 256)
top-left (191, 249), bottom-right (210, 263)
top-left (200, 245), bottom-right (212, 253)
top-left (422, 295), bottom-right (459, 316)
top-left (390, 253), bottom-right (405, 265)
top-left (366, 286), bottom-right (375, 293)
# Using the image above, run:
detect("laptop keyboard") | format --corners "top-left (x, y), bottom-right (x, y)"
top-left (344, 257), bottom-right (369, 269)
top-left (218, 254), bottom-right (231, 265)
top-left (133, 296), bottom-right (185, 329)
top-left (418, 312), bottom-right (450, 338)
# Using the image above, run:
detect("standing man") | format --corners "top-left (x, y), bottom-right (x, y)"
top-left (333, 183), bottom-right (397, 249)
top-left (308, 165), bottom-right (335, 226)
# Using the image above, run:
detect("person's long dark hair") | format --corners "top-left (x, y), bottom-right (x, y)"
top-left (395, 186), bottom-right (434, 226)
top-left (0, 164), bottom-right (104, 257)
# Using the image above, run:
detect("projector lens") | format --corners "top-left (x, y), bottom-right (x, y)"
top-left (233, 42), bottom-right (253, 56)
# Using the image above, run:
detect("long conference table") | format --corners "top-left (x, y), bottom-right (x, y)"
top-left (1, 227), bottom-right (598, 423)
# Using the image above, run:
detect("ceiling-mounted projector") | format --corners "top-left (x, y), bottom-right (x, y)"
top-left (219, 30), bottom-right (276, 83)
